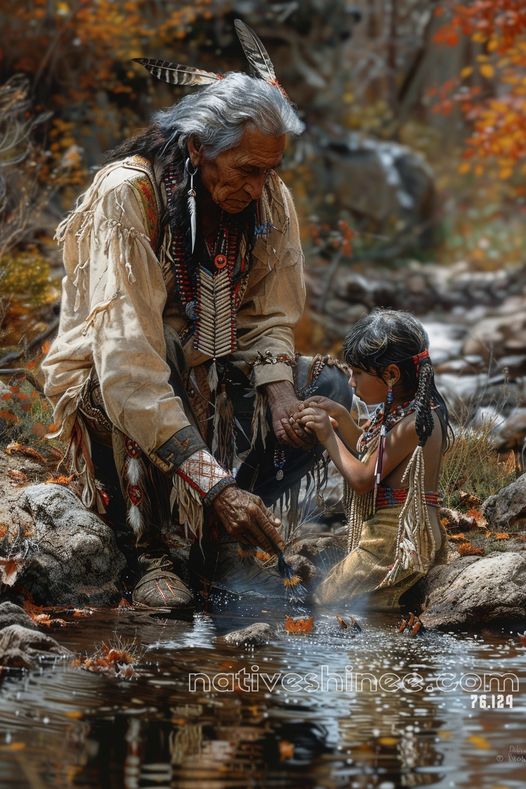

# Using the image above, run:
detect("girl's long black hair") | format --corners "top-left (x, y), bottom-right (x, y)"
top-left (343, 309), bottom-right (453, 449)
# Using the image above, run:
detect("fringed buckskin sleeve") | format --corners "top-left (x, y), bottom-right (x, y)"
top-left (43, 165), bottom-right (232, 501)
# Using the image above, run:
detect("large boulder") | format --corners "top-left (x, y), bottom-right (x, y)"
top-left (483, 474), bottom-right (526, 531)
top-left (420, 552), bottom-right (526, 629)
top-left (17, 484), bottom-right (126, 606)
top-left (317, 134), bottom-right (436, 250)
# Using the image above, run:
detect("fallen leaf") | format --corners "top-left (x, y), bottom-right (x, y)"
top-left (0, 557), bottom-right (24, 587)
top-left (284, 615), bottom-right (313, 634)
top-left (279, 740), bottom-right (294, 761)
top-left (46, 473), bottom-right (75, 487)
top-left (7, 469), bottom-right (28, 485)
top-left (336, 615), bottom-right (348, 629)
top-left (458, 542), bottom-right (485, 557)
top-left (494, 532), bottom-right (510, 540)
top-left (31, 613), bottom-right (67, 628)
top-left (467, 734), bottom-right (491, 750)
top-left (448, 533), bottom-right (466, 542)
top-left (5, 442), bottom-right (47, 465)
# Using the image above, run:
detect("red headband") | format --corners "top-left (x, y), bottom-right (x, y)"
top-left (412, 350), bottom-right (430, 366)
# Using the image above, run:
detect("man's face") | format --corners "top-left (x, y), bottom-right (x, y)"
top-left (195, 125), bottom-right (286, 214)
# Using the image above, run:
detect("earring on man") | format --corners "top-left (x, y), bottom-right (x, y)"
top-left (185, 157), bottom-right (198, 253)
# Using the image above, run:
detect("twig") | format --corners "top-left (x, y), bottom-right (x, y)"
top-left (0, 316), bottom-right (59, 367)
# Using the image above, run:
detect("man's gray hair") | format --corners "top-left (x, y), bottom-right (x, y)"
top-left (154, 72), bottom-right (304, 160)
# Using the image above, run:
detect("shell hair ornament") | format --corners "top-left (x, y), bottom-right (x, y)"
top-left (133, 19), bottom-right (286, 95)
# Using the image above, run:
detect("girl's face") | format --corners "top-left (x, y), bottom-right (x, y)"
top-left (349, 367), bottom-right (388, 404)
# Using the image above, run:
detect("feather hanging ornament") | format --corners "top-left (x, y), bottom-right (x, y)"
top-left (234, 19), bottom-right (277, 82)
top-left (133, 58), bottom-right (222, 87)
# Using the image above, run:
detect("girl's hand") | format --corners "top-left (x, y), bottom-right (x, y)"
top-left (297, 396), bottom-right (349, 430)
top-left (295, 406), bottom-right (335, 444)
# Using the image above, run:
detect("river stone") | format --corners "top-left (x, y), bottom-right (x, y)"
top-left (0, 624), bottom-right (71, 668)
top-left (18, 484), bottom-right (126, 606)
top-left (284, 554), bottom-right (317, 583)
top-left (0, 602), bottom-right (38, 631)
top-left (492, 409), bottom-right (526, 452)
top-left (292, 534), bottom-right (347, 568)
top-left (420, 552), bottom-right (526, 629)
top-left (483, 474), bottom-right (526, 531)
top-left (220, 622), bottom-right (274, 648)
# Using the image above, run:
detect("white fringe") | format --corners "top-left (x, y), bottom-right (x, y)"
top-left (378, 445), bottom-right (436, 588)
top-left (171, 474), bottom-right (204, 544)
top-left (250, 389), bottom-right (269, 450)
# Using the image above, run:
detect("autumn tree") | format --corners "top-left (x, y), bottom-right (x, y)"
top-left (432, 0), bottom-right (526, 180)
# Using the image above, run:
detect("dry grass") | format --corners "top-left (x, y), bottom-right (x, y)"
top-left (441, 407), bottom-right (517, 509)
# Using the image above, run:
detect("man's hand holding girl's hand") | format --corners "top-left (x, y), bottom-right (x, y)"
top-left (293, 400), bottom-right (336, 444)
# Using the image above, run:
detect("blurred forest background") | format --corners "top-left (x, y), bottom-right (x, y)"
top-left (1, 0), bottom-right (525, 505)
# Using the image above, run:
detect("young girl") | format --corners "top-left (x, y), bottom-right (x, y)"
top-left (293, 309), bottom-right (451, 609)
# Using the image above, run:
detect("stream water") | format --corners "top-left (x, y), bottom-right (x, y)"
top-left (0, 597), bottom-right (524, 789)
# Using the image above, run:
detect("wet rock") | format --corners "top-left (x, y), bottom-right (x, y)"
top-left (420, 552), bottom-right (526, 629)
top-left (220, 622), bottom-right (274, 648)
top-left (462, 305), bottom-right (526, 359)
top-left (435, 357), bottom-right (485, 376)
top-left (497, 355), bottom-right (526, 377)
top-left (292, 534), bottom-right (347, 570)
top-left (491, 409), bottom-right (526, 452)
top-left (483, 474), bottom-right (526, 531)
top-left (283, 554), bottom-right (317, 583)
top-left (0, 624), bottom-right (71, 668)
top-left (0, 602), bottom-right (38, 631)
top-left (18, 484), bottom-right (127, 606)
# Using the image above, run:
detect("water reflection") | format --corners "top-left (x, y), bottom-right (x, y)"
top-left (0, 605), bottom-right (524, 788)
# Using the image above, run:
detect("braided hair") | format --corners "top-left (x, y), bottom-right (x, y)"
top-left (343, 309), bottom-right (453, 449)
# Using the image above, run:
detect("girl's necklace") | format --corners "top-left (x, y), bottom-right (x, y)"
top-left (358, 398), bottom-right (416, 455)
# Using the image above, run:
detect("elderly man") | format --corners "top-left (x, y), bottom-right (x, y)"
top-left (43, 23), bottom-right (352, 608)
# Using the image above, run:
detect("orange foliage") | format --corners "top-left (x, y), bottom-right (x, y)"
top-left (457, 541), bottom-right (485, 556)
top-left (433, 1), bottom-right (526, 178)
top-left (284, 615), bottom-right (314, 634)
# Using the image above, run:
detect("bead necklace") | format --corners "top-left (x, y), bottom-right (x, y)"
top-left (357, 398), bottom-right (416, 456)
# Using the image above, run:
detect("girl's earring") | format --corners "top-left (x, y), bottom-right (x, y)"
top-left (386, 381), bottom-right (394, 406)
top-left (185, 157), bottom-right (198, 253)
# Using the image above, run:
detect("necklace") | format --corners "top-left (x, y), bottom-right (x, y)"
top-left (357, 398), bottom-right (416, 456)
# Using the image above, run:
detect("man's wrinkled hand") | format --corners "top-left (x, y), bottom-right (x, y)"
top-left (265, 381), bottom-right (315, 449)
top-left (212, 485), bottom-right (285, 556)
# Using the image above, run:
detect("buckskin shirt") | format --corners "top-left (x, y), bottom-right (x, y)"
top-left (42, 155), bottom-right (306, 536)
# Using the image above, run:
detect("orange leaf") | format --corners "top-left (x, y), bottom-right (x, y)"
top-left (284, 615), bottom-right (314, 634)
top-left (7, 469), bottom-right (28, 485)
top-left (5, 442), bottom-right (47, 464)
top-left (0, 557), bottom-right (23, 586)
top-left (494, 532), bottom-right (510, 540)
top-left (0, 410), bottom-right (17, 423)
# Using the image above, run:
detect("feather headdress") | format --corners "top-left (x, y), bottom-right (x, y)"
top-left (134, 19), bottom-right (283, 93)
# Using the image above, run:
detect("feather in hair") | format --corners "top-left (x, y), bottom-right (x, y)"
top-left (234, 19), bottom-right (276, 82)
top-left (133, 58), bottom-right (221, 86)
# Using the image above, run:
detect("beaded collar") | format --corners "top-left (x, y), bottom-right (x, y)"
top-left (162, 162), bottom-right (266, 354)
top-left (357, 398), bottom-right (416, 456)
